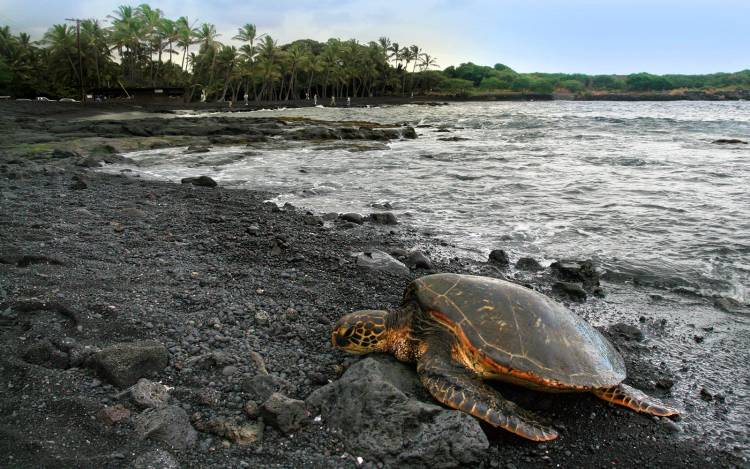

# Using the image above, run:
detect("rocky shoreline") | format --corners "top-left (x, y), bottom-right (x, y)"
top-left (0, 105), bottom-right (746, 468)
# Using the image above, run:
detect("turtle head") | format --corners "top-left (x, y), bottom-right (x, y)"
top-left (331, 310), bottom-right (389, 354)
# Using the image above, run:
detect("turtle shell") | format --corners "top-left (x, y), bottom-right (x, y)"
top-left (405, 273), bottom-right (626, 388)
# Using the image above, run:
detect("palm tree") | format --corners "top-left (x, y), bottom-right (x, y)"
top-left (320, 39), bottom-right (341, 98)
top-left (256, 35), bottom-right (280, 100)
top-left (175, 16), bottom-right (196, 71)
top-left (194, 23), bottom-right (221, 96)
top-left (408, 44), bottom-right (421, 92)
top-left (388, 42), bottom-right (400, 67)
top-left (136, 4), bottom-right (165, 84)
top-left (216, 45), bottom-right (238, 101)
top-left (109, 5), bottom-right (142, 81)
top-left (0, 26), bottom-right (14, 57)
top-left (233, 23), bottom-right (264, 101)
top-left (40, 24), bottom-right (79, 83)
top-left (419, 53), bottom-right (438, 71)
top-left (377, 37), bottom-right (391, 95)
top-left (282, 43), bottom-right (308, 100)
top-left (81, 20), bottom-right (109, 88)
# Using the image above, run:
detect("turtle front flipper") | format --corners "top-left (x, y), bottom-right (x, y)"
top-left (417, 345), bottom-right (558, 442)
top-left (593, 383), bottom-right (679, 417)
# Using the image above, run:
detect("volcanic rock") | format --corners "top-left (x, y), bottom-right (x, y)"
top-left (608, 323), bottom-right (645, 342)
top-left (550, 259), bottom-right (600, 288)
top-left (552, 281), bottom-right (587, 302)
top-left (181, 175), bottom-right (218, 187)
top-left (488, 249), bottom-right (510, 267)
top-left (134, 405), bottom-right (197, 450)
top-left (368, 212), bottom-right (398, 225)
top-left (307, 356), bottom-right (488, 468)
top-left (339, 213), bottom-right (365, 224)
top-left (260, 392), bottom-right (310, 434)
top-left (406, 250), bottom-right (434, 270)
top-left (516, 257), bottom-right (544, 272)
top-left (355, 250), bottom-right (409, 275)
top-left (91, 341), bottom-right (169, 387)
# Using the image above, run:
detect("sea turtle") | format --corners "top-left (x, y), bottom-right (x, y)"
top-left (331, 273), bottom-right (678, 441)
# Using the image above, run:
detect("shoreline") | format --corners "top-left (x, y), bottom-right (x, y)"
top-left (3, 87), bottom-right (749, 123)
top-left (1, 106), bottom-right (746, 468)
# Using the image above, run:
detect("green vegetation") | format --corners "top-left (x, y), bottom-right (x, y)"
top-left (0, 5), bottom-right (439, 101)
top-left (0, 4), bottom-right (748, 101)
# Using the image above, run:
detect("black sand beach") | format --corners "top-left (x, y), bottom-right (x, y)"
top-left (0, 101), bottom-right (745, 468)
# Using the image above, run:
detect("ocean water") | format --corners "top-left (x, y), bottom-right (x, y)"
top-left (107, 101), bottom-right (750, 456)
top-left (115, 101), bottom-right (750, 304)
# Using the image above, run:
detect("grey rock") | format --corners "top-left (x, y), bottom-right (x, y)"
top-left (91, 341), bottom-right (169, 387)
top-left (260, 392), bottom-right (309, 434)
top-left (714, 297), bottom-right (745, 314)
top-left (75, 156), bottom-right (103, 168)
top-left (241, 374), bottom-right (292, 402)
top-left (186, 351), bottom-right (236, 369)
top-left (131, 378), bottom-right (171, 408)
top-left (134, 405), bottom-right (197, 450)
top-left (339, 213), bottom-right (364, 224)
top-left (401, 126), bottom-right (418, 139)
top-left (52, 148), bottom-right (80, 159)
top-left (515, 257), bottom-right (544, 272)
top-left (132, 449), bottom-right (180, 469)
top-left (185, 145), bottom-right (211, 154)
top-left (406, 251), bottom-right (433, 270)
top-left (550, 259), bottom-right (600, 288)
top-left (661, 418), bottom-right (682, 433)
top-left (194, 417), bottom-right (264, 445)
top-left (368, 212), bottom-right (398, 225)
top-left (307, 356), bottom-right (488, 468)
top-left (71, 174), bottom-right (88, 190)
top-left (552, 281), bottom-right (587, 302)
top-left (608, 322), bottom-right (645, 342)
top-left (355, 250), bottom-right (409, 275)
top-left (488, 249), bottom-right (510, 267)
top-left (181, 176), bottom-right (218, 188)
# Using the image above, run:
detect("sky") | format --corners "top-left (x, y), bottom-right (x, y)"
top-left (0, 0), bottom-right (748, 74)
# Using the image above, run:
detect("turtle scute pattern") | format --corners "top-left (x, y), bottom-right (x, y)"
top-left (405, 273), bottom-right (626, 388)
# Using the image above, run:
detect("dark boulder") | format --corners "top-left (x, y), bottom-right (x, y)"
top-left (51, 149), bottom-right (81, 159)
top-left (401, 126), bottom-right (418, 139)
top-left (185, 145), bottom-right (211, 154)
top-left (552, 281), bottom-right (587, 302)
top-left (306, 356), bottom-right (487, 468)
top-left (515, 257), bottom-right (543, 272)
top-left (70, 174), bottom-right (88, 190)
top-left (91, 341), bottom-right (169, 387)
top-left (260, 392), bottom-right (310, 434)
top-left (713, 138), bottom-right (748, 145)
top-left (369, 212), bottom-right (398, 225)
top-left (488, 249), bottom-right (510, 268)
top-left (133, 405), bottom-right (197, 450)
top-left (241, 373), bottom-right (293, 402)
top-left (608, 323), bottom-right (645, 342)
top-left (406, 250), bottom-right (434, 270)
top-left (181, 176), bottom-right (218, 188)
top-left (550, 259), bottom-right (600, 288)
top-left (339, 212), bottom-right (364, 224)
top-left (437, 136), bottom-right (470, 142)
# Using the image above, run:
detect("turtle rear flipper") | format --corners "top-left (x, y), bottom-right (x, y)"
top-left (593, 383), bottom-right (679, 417)
top-left (417, 345), bottom-right (558, 442)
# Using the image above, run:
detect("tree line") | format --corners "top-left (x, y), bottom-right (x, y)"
top-left (433, 62), bottom-right (750, 95)
top-left (0, 4), bottom-right (438, 101)
top-left (1, 4), bottom-right (748, 100)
